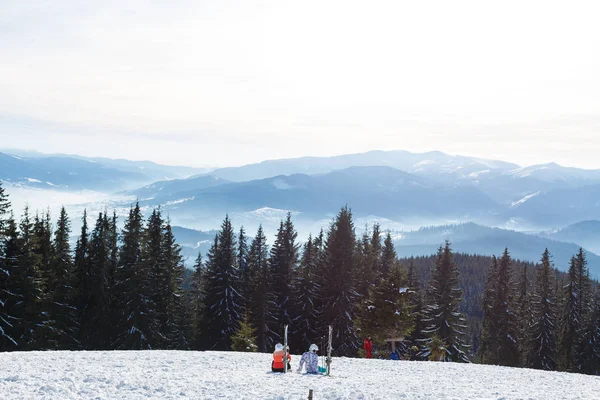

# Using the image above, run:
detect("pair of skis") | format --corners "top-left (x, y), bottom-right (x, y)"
top-left (282, 324), bottom-right (332, 376)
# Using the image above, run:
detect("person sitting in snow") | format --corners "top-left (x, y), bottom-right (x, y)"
top-left (297, 344), bottom-right (320, 374)
top-left (271, 343), bottom-right (291, 373)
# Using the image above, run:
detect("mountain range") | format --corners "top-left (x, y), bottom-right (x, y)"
top-left (0, 150), bottom-right (208, 191)
top-left (3, 148), bottom-right (600, 274)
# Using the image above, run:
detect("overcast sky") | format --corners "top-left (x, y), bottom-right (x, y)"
top-left (1, 0), bottom-right (599, 168)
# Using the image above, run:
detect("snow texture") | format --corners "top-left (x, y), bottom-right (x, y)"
top-left (0, 350), bottom-right (598, 399)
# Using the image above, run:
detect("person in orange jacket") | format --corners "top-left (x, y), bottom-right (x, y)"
top-left (271, 343), bottom-right (291, 372)
top-left (363, 336), bottom-right (373, 359)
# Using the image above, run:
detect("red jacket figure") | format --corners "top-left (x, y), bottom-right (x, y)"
top-left (363, 336), bottom-right (373, 359)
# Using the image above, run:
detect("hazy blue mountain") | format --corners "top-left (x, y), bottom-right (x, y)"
top-left (203, 150), bottom-right (519, 183)
top-left (200, 150), bottom-right (600, 206)
top-left (538, 220), bottom-right (600, 254)
top-left (0, 151), bottom-right (208, 191)
top-left (1, 148), bottom-right (210, 179)
top-left (0, 152), bottom-right (148, 190)
top-left (507, 184), bottom-right (600, 228)
top-left (132, 175), bottom-right (231, 201)
top-left (393, 222), bottom-right (600, 277)
top-left (140, 166), bottom-right (500, 230)
top-left (171, 226), bottom-right (218, 266)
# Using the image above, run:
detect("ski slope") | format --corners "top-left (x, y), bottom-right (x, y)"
top-left (0, 350), bottom-right (598, 399)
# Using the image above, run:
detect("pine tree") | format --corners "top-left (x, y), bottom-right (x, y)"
top-left (247, 225), bottom-right (273, 352)
top-left (293, 235), bottom-right (320, 353)
top-left (576, 285), bottom-right (600, 375)
top-left (81, 212), bottom-right (111, 349)
top-left (573, 249), bottom-right (593, 372)
top-left (354, 227), bottom-right (372, 300)
top-left (421, 241), bottom-right (469, 362)
top-left (190, 251), bottom-right (205, 350)
top-left (490, 249), bottom-right (519, 366)
top-left (268, 214), bottom-right (299, 344)
top-left (144, 208), bottom-right (168, 348)
top-left (0, 182), bottom-right (10, 234)
top-left (160, 221), bottom-right (189, 349)
top-left (113, 203), bottom-right (152, 350)
top-left (557, 256), bottom-right (579, 371)
top-left (527, 249), bottom-right (557, 370)
top-left (105, 211), bottom-right (119, 343)
top-left (49, 207), bottom-right (79, 349)
top-left (231, 313), bottom-right (258, 352)
top-left (238, 227), bottom-right (249, 309)
top-left (0, 184), bottom-right (13, 349)
top-left (319, 206), bottom-right (359, 356)
top-left (405, 258), bottom-right (426, 360)
top-left (15, 206), bottom-right (46, 350)
top-left (515, 262), bottom-right (533, 367)
top-left (73, 210), bottom-right (90, 348)
top-left (34, 211), bottom-right (54, 349)
top-left (0, 214), bottom-right (19, 350)
top-left (202, 216), bottom-right (242, 350)
top-left (359, 259), bottom-right (413, 348)
top-left (481, 256), bottom-right (498, 363)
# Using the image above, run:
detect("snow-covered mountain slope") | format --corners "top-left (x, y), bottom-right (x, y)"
top-left (0, 351), bottom-right (597, 399)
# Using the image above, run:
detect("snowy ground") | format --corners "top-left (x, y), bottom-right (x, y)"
top-left (0, 351), bottom-right (599, 399)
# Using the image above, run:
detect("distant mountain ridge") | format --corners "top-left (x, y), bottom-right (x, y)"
top-left (0, 150), bottom-right (209, 191)
top-left (5, 147), bottom-right (600, 232)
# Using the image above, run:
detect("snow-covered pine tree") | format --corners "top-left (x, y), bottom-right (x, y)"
top-left (492, 249), bottom-right (519, 366)
top-left (33, 211), bottom-right (55, 349)
top-left (15, 206), bottom-right (46, 350)
top-left (527, 248), bottom-right (557, 370)
top-left (143, 208), bottom-right (169, 348)
top-left (73, 210), bottom-right (89, 348)
top-left (404, 258), bottom-right (427, 360)
top-left (201, 215), bottom-right (242, 350)
top-left (573, 249), bottom-right (593, 372)
top-left (0, 214), bottom-right (19, 351)
top-left (0, 183), bottom-right (14, 350)
top-left (369, 223), bottom-right (382, 279)
top-left (268, 214), bottom-right (299, 345)
top-left (49, 207), bottom-right (79, 349)
top-left (421, 241), bottom-right (469, 362)
top-left (292, 234), bottom-right (320, 353)
top-left (359, 255), bottom-right (413, 351)
top-left (237, 227), bottom-right (249, 310)
top-left (515, 262), bottom-right (533, 367)
top-left (557, 256), bottom-right (580, 371)
top-left (81, 212), bottom-right (112, 349)
top-left (318, 206), bottom-right (359, 356)
top-left (575, 284), bottom-right (600, 375)
top-left (190, 251), bottom-right (205, 350)
top-left (247, 225), bottom-right (274, 352)
top-left (480, 256), bottom-right (498, 363)
top-left (112, 203), bottom-right (152, 350)
top-left (354, 228), bottom-right (371, 299)
top-left (105, 211), bottom-right (119, 344)
top-left (160, 221), bottom-right (189, 349)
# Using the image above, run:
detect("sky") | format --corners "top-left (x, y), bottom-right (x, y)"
top-left (1, 0), bottom-right (599, 168)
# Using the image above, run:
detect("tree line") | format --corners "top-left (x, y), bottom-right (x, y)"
top-left (1, 182), bottom-right (599, 375)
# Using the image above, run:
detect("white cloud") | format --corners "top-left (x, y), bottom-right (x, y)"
top-left (1, 0), bottom-right (599, 168)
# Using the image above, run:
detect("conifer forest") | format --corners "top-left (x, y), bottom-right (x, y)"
top-left (1, 181), bottom-right (599, 375)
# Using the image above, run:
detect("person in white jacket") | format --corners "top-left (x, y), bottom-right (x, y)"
top-left (297, 344), bottom-right (320, 374)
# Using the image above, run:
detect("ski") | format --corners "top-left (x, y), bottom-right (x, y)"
top-left (326, 325), bottom-right (332, 376)
top-left (283, 324), bottom-right (289, 374)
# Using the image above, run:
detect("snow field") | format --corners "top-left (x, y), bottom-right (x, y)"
top-left (0, 350), bottom-right (599, 399)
